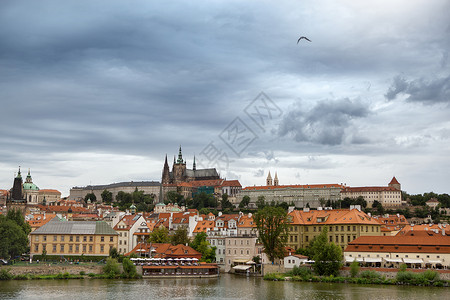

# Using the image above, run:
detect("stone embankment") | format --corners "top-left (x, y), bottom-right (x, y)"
top-left (340, 267), bottom-right (450, 280)
top-left (1, 264), bottom-right (103, 276)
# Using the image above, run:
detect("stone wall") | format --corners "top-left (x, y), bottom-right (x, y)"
top-left (262, 263), bottom-right (285, 276)
top-left (1, 264), bottom-right (103, 276)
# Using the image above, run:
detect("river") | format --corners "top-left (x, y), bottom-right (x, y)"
top-left (0, 274), bottom-right (446, 300)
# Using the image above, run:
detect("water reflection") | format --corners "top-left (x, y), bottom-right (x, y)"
top-left (0, 275), bottom-right (447, 300)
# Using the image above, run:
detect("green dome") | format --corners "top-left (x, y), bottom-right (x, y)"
top-left (23, 182), bottom-right (39, 191)
top-left (130, 204), bottom-right (137, 209)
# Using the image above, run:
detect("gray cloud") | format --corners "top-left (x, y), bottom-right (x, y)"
top-left (277, 98), bottom-right (370, 145)
top-left (385, 75), bottom-right (450, 104)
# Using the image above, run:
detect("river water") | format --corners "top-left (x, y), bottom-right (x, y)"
top-left (0, 274), bottom-right (446, 300)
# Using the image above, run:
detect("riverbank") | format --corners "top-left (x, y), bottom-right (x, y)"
top-left (264, 268), bottom-right (450, 287)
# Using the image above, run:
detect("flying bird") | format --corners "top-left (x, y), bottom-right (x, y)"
top-left (297, 36), bottom-right (311, 44)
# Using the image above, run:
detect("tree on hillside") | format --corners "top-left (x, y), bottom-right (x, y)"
top-left (6, 209), bottom-right (31, 235)
top-left (309, 227), bottom-right (342, 276)
top-left (221, 193), bottom-right (233, 210)
top-left (256, 195), bottom-right (266, 209)
top-left (101, 189), bottom-right (113, 204)
top-left (85, 192), bottom-right (97, 202)
top-left (148, 226), bottom-right (170, 244)
top-left (239, 195), bottom-right (250, 209)
top-left (254, 206), bottom-right (288, 264)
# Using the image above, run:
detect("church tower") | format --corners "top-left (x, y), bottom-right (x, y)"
top-left (172, 145), bottom-right (187, 183)
top-left (274, 172), bottom-right (279, 186)
top-left (162, 154), bottom-right (171, 185)
top-left (266, 171), bottom-right (273, 186)
top-left (11, 167), bottom-right (24, 201)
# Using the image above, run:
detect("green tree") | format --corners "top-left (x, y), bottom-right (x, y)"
top-left (101, 189), bottom-right (113, 204)
top-left (122, 257), bottom-right (137, 278)
top-left (190, 232), bottom-right (216, 262)
top-left (310, 227), bottom-right (342, 276)
top-left (149, 226), bottom-right (170, 243)
top-left (350, 260), bottom-right (360, 277)
top-left (166, 191), bottom-right (184, 205)
top-left (84, 192), bottom-right (97, 202)
top-left (254, 206), bottom-right (288, 264)
top-left (256, 195), bottom-right (266, 209)
top-left (103, 257), bottom-right (120, 277)
top-left (0, 218), bottom-right (29, 259)
top-left (6, 209), bottom-right (31, 235)
top-left (221, 193), bottom-right (233, 210)
top-left (109, 247), bottom-right (119, 259)
top-left (171, 226), bottom-right (190, 246)
top-left (239, 195), bottom-right (250, 209)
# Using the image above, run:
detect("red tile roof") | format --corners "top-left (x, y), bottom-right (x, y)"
top-left (389, 176), bottom-right (400, 185)
top-left (345, 234), bottom-right (450, 254)
top-left (126, 243), bottom-right (202, 259)
top-left (288, 209), bottom-right (380, 225)
top-left (243, 183), bottom-right (342, 191)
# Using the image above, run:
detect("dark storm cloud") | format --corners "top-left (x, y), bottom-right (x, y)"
top-left (277, 98), bottom-right (370, 146)
top-left (385, 75), bottom-right (450, 104)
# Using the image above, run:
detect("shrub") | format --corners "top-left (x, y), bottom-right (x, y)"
top-left (360, 270), bottom-right (381, 280)
top-left (79, 271), bottom-right (86, 276)
top-left (423, 270), bottom-right (439, 282)
top-left (122, 258), bottom-right (137, 278)
top-left (14, 274), bottom-right (29, 280)
top-left (88, 273), bottom-right (96, 277)
top-left (291, 265), bottom-right (312, 278)
top-left (102, 257), bottom-right (120, 277)
top-left (264, 273), bottom-right (285, 281)
top-left (399, 263), bottom-right (407, 272)
top-left (350, 261), bottom-right (360, 278)
top-left (396, 271), bottom-right (415, 283)
top-left (0, 268), bottom-right (13, 280)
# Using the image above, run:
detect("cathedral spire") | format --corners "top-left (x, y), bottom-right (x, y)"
top-left (193, 155), bottom-right (196, 171)
top-left (177, 145), bottom-right (183, 164)
top-left (266, 171), bottom-right (273, 186)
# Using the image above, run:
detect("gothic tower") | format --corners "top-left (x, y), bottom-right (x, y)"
top-left (388, 176), bottom-right (401, 190)
top-left (266, 171), bottom-right (273, 186)
top-left (172, 145), bottom-right (187, 183)
top-left (11, 167), bottom-right (24, 201)
top-left (162, 154), bottom-right (171, 185)
top-left (274, 172), bottom-right (279, 186)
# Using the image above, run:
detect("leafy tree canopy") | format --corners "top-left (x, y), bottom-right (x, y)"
top-left (254, 206), bottom-right (288, 263)
top-left (148, 226), bottom-right (171, 244)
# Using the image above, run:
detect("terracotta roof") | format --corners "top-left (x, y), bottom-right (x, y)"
top-left (27, 214), bottom-right (57, 229)
top-left (398, 224), bottom-right (450, 236)
top-left (221, 180), bottom-right (242, 187)
top-left (243, 183), bottom-right (342, 191)
top-left (39, 189), bottom-right (61, 194)
top-left (193, 220), bottom-right (215, 233)
top-left (342, 186), bottom-right (399, 193)
top-left (238, 215), bottom-right (255, 228)
top-left (345, 234), bottom-right (450, 254)
top-left (288, 209), bottom-right (381, 226)
top-left (389, 176), bottom-right (400, 185)
top-left (126, 243), bottom-right (202, 259)
top-left (113, 214), bottom-right (143, 230)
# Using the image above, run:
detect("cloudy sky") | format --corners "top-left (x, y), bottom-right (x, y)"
top-left (1, 0), bottom-right (449, 197)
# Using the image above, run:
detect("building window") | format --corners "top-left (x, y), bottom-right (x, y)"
top-left (83, 245), bottom-right (87, 252)
top-left (110, 236), bottom-right (114, 242)
top-left (35, 236), bottom-right (39, 242)
top-left (313, 227), bottom-right (316, 232)
top-left (53, 235), bottom-right (57, 242)
top-left (34, 244), bottom-right (39, 252)
top-left (353, 226), bottom-right (356, 231)
top-left (89, 245), bottom-right (93, 253)
top-left (341, 226), bottom-right (344, 231)
top-left (69, 245), bottom-right (73, 253)
top-left (347, 226), bottom-right (350, 231)
top-left (100, 245), bottom-right (104, 253)
top-left (53, 245), bottom-right (57, 252)
top-left (336, 226), bottom-right (339, 232)
top-left (69, 236), bottom-right (73, 242)
top-left (76, 236), bottom-right (80, 242)
top-left (101, 236), bottom-right (104, 242)
top-left (76, 245), bottom-right (79, 252)
top-left (329, 236), bottom-right (332, 242)
top-left (90, 236), bottom-right (94, 242)
top-left (335, 236), bottom-right (338, 242)
top-left (347, 236), bottom-right (351, 243)
top-left (341, 236), bottom-right (344, 243)
top-left (305, 236), bottom-right (309, 242)
top-left (60, 245), bottom-right (64, 252)
top-left (83, 236), bottom-right (87, 242)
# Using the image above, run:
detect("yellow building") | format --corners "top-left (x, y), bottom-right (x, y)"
top-left (30, 218), bottom-right (118, 257)
top-left (287, 208), bottom-right (382, 251)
